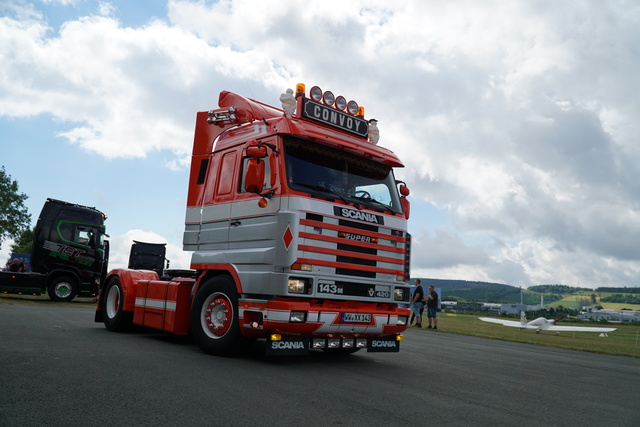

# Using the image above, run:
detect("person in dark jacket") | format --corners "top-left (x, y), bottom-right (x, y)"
top-left (410, 279), bottom-right (425, 327)
top-left (426, 285), bottom-right (439, 330)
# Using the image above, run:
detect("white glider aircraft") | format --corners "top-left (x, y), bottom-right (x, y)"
top-left (478, 312), bottom-right (617, 334)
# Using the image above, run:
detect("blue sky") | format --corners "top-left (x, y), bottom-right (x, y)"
top-left (2, 0), bottom-right (639, 288)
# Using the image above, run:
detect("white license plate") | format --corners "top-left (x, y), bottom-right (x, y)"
top-left (342, 313), bottom-right (371, 323)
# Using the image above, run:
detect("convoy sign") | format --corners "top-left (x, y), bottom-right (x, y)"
top-left (302, 98), bottom-right (368, 138)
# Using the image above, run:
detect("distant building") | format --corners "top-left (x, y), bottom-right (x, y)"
top-left (441, 301), bottom-right (457, 310)
top-left (577, 309), bottom-right (640, 323)
top-left (500, 304), bottom-right (527, 315)
top-left (461, 302), bottom-right (485, 312)
top-left (483, 303), bottom-right (501, 312)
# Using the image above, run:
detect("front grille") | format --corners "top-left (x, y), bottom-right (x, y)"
top-left (299, 209), bottom-right (407, 280)
top-left (337, 243), bottom-right (377, 255)
top-left (338, 219), bottom-right (378, 232)
top-left (335, 268), bottom-right (376, 278)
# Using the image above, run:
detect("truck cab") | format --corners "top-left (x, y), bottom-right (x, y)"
top-left (0, 198), bottom-right (108, 301)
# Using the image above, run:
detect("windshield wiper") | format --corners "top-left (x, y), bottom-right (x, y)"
top-left (293, 183), bottom-right (349, 204)
top-left (351, 195), bottom-right (393, 213)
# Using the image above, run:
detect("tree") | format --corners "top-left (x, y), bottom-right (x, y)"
top-left (10, 227), bottom-right (34, 254)
top-left (0, 166), bottom-right (31, 247)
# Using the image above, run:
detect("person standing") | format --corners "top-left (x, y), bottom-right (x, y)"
top-left (8, 259), bottom-right (20, 272)
top-left (410, 279), bottom-right (425, 327)
top-left (426, 285), bottom-right (439, 329)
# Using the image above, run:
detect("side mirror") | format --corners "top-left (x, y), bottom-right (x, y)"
top-left (246, 145), bottom-right (267, 158)
top-left (399, 184), bottom-right (410, 219)
top-left (245, 158), bottom-right (265, 193)
top-left (401, 197), bottom-right (410, 219)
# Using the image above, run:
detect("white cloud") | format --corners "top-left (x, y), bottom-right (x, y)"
top-left (108, 229), bottom-right (192, 270)
top-left (2, 0), bottom-right (640, 288)
top-left (40, 0), bottom-right (79, 5)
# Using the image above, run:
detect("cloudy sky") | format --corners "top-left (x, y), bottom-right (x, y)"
top-left (1, 0), bottom-right (639, 289)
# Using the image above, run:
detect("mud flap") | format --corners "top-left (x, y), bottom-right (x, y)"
top-left (265, 337), bottom-right (310, 356)
top-left (367, 337), bottom-right (400, 352)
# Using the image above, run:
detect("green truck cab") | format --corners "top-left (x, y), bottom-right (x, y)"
top-left (1, 198), bottom-right (109, 301)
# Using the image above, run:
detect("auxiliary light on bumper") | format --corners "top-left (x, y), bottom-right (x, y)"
top-left (289, 311), bottom-right (307, 323)
top-left (311, 338), bottom-right (369, 349)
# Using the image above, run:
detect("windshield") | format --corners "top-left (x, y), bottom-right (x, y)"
top-left (283, 136), bottom-right (403, 214)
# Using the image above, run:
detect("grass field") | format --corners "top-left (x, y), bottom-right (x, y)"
top-left (0, 293), bottom-right (97, 307)
top-left (2, 294), bottom-right (639, 359)
top-left (420, 312), bottom-right (640, 359)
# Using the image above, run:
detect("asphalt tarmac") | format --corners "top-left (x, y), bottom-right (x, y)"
top-left (1, 303), bottom-right (639, 426)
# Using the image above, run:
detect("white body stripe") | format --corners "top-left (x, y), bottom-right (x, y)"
top-left (135, 297), bottom-right (177, 311)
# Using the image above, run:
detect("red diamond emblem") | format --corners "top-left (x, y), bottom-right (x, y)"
top-left (283, 226), bottom-right (293, 250)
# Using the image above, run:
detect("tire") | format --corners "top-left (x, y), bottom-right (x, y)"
top-left (102, 277), bottom-right (133, 332)
top-left (47, 276), bottom-right (77, 302)
top-left (190, 276), bottom-right (253, 357)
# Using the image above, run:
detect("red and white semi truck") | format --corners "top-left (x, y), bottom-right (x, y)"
top-left (95, 84), bottom-right (412, 355)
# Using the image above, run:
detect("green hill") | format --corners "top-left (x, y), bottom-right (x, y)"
top-left (417, 279), bottom-right (569, 305)
top-left (413, 279), bottom-right (640, 309)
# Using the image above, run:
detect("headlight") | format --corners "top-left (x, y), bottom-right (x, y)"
top-left (397, 315), bottom-right (409, 326)
top-left (394, 287), bottom-right (409, 302)
top-left (288, 278), bottom-right (310, 294)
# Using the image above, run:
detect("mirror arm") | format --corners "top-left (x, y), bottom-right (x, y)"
top-left (259, 188), bottom-right (275, 199)
top-left (259, 142), bottom-right (278, 155)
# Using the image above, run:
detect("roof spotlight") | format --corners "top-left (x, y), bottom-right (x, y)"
top-left (310, 86), bottom-right (323, 102)
top-left (335, 95), bottom-right (347, 111)
top-left (347, 100), bottom-right (359, 115)
top-left (322, 91), bottom-right (335, 107)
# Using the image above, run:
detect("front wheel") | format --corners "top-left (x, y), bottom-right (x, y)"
top-left (102, 277), bottom-right (133, 332)
top-left (190, 276), bottom-right (253, 356)
top-left (47, 276), bottom-right (77, 302)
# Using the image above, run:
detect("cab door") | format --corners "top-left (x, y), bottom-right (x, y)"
top-left (195, 150), bottom-right (236, 250)
top-left (228, 138), bottom-right (281, 255)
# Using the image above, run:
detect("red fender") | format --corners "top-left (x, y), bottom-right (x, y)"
top-left (190, 263), bottom-right (243, 299)
top-left (104, 268), bottom-right (159, 312)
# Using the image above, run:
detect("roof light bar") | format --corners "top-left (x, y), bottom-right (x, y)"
top-left (302, 83), bottom-right (363, 117)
